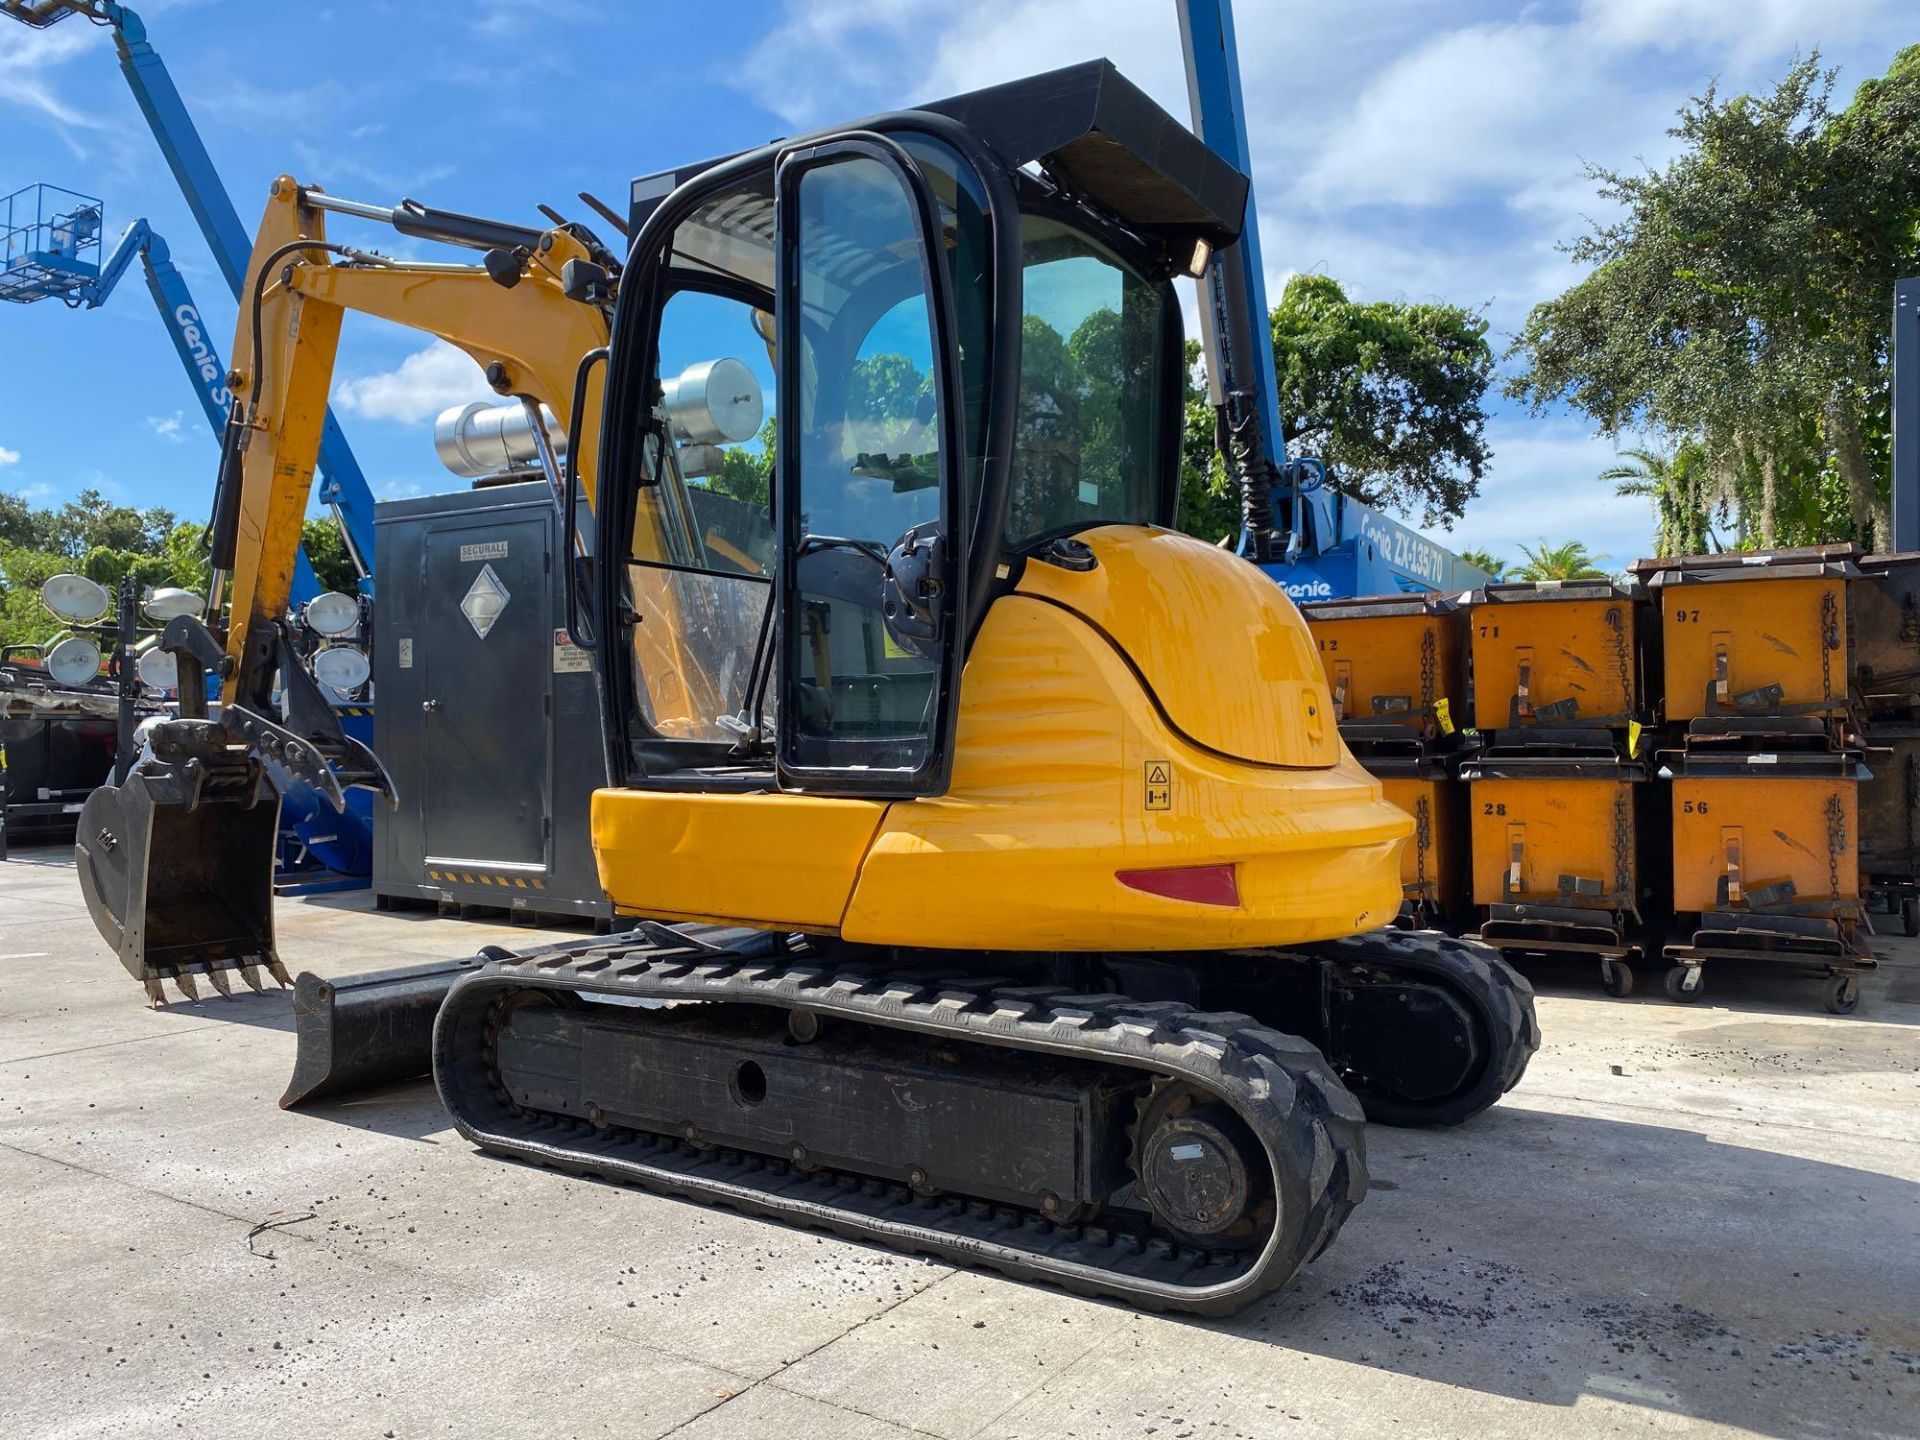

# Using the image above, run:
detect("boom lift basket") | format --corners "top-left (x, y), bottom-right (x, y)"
top-left (1464, 581), bottom-right (1640, 737)
top-left (1632, 547), bottom-right (1860, 729)
top-left (0, 183), bottom-right (102, 304)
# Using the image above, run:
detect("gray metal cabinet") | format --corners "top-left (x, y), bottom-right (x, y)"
top-left (373, 483), bottom-right (612, 923)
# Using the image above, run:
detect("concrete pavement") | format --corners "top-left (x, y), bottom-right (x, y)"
top-left (1, 842), bottom-right (1915, 1439)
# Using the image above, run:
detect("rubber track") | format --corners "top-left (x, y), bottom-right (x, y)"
top-left (1293, 928), bottom-right (1540, 1128)
top-left (433, 940), bottom-right (1370, 1316)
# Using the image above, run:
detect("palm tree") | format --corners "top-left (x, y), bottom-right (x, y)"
top-left (1455, 547), bottom-right (1507, 581)
top-left (1600, 443), bottom-right (1723, 558)
top-left (1511, 539), bottom-right (1608, 581)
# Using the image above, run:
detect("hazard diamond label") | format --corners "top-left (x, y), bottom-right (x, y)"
top-left (460, 563), bottom-right (510, 639)
top-left (1144, 760), bottom-right (1172, 811)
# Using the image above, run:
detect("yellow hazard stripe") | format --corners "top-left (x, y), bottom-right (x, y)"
top-left (426, 868), bottom-right (548, 891)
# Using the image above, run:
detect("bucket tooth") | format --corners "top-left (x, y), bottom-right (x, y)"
top-left (174, 972), bottom-right (201, 1003)
top-left (143, 975), bottom-right (166, 1008)
top-left (239, 964), bottom-right (265, 994)
top-left (267, 959), bottom-right (293, 989)
top-left (208, 967), bottom-right (234, 999)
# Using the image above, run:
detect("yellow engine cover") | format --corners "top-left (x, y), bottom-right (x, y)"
top-left (591, 527), bottom-right (1408, 950)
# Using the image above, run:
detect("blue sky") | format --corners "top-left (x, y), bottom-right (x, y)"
top-left (1, 0), bottom-right (1913, 571)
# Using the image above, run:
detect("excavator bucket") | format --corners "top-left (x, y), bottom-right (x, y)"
top-left (74, 732), bottom-right (286, 1005)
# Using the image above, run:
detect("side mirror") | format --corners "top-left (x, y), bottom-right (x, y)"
top-left (881, 521), bottom-right (946, 660)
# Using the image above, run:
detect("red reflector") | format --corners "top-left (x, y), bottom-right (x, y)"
top-left (1115, 864), bottom-right (1240, 907)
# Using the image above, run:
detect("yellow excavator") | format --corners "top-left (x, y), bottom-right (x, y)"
top-left (76, 62), bottom-right (1535, 1315)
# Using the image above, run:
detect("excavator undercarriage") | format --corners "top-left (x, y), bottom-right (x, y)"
top-left (274, 922), bottom-right (1534, 1313)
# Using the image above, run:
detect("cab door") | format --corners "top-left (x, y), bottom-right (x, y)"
top-left (774, 138), bottom-right (971, 796)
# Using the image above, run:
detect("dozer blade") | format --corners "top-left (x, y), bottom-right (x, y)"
top-left (75, 763), bottom-right (283, 1000)
top-left (280, 958), bottom-right (487, 1109)
top-left (281, 936), bottom-right (626, 1108)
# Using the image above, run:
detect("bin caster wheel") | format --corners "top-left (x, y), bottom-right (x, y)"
top-left (1901, 897), bottom-right (1918, 938)
top-left (1664, 966), bottom-right (1704, 1003)
top-left (1823, 975), bottom-right (1860, 1015)
top-left (1601, 961), bottom-right (1634, 998)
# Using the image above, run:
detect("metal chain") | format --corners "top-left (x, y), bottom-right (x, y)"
top-left (1613, 788), bottom-right (1632, 901)
top-left (1606, 604), bottom-right (1631, 721)
top-left (1420, 627), bottom-right (1437, 723)
top-left (1826, 792), bottom-right (1845, 900)
top-left (1822, 590), bottom-right (1838, 711)
top-left (1414, 795), bottom-right (1431, 889)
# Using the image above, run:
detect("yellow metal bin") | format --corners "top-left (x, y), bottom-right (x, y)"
top-left (1661, 748), bottom-right (1872, 1011)
top-left (1858, 723), bottom-right (1920, 935)
top-left (1634, 547), bottom-right (1858, 727)
top-left (1376, 767), bottom-right (1467, 926)
top-left (1854, 553), bottom-right (1920, 721)
top-left (1461, 751), bottom-right (1646, 994)
top-left (1465, 581), bottom-right (1639, 735)
top-left (1301, 594), bottom-right (1467, 739)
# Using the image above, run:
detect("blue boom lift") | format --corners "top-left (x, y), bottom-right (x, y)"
top-left (2, 0), bottom-right (375, 593)
top-left (0, 185), bottom-right (375, 884)
top-left (1176, 0), bottom-right (1487, 599)
top-left (0, 185), bottom-right (328, 598)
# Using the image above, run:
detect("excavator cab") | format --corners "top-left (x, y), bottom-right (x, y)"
top-left (581, 65), bottom-right (1410, 943)
top-left (594, 69), bottom-right (1211, 802)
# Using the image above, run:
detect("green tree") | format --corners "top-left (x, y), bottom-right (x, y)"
top-left (0, 544), bottom-right (68, 651)
top-left (0, 492), bottom-right (49, 550)
top-left (0, 495), bottom-right (217, 652)
top-left (1455, 547), bottom-right (1508, 580)
top-left (158, 521), bottom-right (212, 594)
top-left (1511, 539), bottom-right (1609, 581)
top-left (847, 352), bottom-right (932, 451)
top-left (300, 518), bottom-right (359, 594)
top-left (1271, 274), bottom-right (1493, 527)
top-left (32, 487), bottom-right (177, 558)
top-left (707, 416), bottom-right (776, 510)
top-left (1599, 443), bottom-right (1728, 557)
top-left (1178, 340), bottom-right (1240, 544)
top-left (1508, 48), bottom-right (1920, 550)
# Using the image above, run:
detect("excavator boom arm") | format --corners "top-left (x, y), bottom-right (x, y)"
top-left (75, 174), bottom-right (612, 999)
top-left (219, 178), bottom-right (608, 705)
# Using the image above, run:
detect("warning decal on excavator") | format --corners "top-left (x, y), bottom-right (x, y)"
top-left (1144, 760), bottom-right (1172, 811)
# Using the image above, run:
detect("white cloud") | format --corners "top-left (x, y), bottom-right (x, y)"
top-left (736, 0), bottom-right (1906, 563)
top-left (333, 343), bottom-right (491, 424)
top-left (0, 444), bottom-right (19, 468)
top-left (1579, 0), bottom-right (1891, 64)
top-left (0, 24), bottom-right (101, 133)
top-left (1420, 419), bottom-right (1651, 571)
top-left (146, 412), bottom-right (186, 444)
